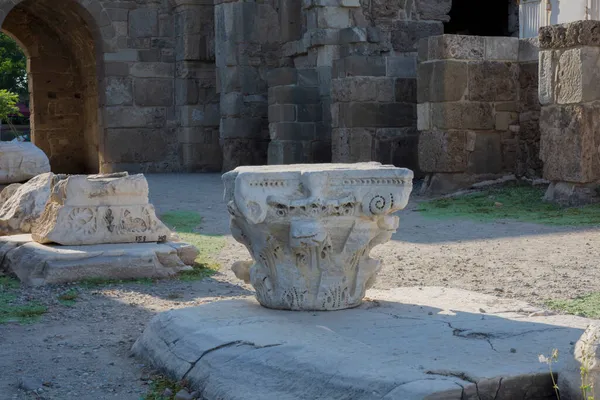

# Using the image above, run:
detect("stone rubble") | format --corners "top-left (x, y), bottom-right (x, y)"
top-left (0, 172), bottom-right (65, 236)
top-left (0, 141), bottom-right (51, 184)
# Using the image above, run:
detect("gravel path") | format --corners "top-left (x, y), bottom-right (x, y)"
top-left (2, 173), bottom-right (599, 399)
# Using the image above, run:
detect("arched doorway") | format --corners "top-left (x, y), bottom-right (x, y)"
top-left (1, 0), bottom-right (104, 174)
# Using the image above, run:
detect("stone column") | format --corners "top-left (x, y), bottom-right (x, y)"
top-left (417, 35), bottom-right (519, 194)
top-left (539, 21), bottom-right (600, 205)
top-left (215, 0), bottom-right (280, 171)
top-left (267, 68), bottom-right (328, 164)
top-left (223, 162), bottom-right (413, 311)
top-left (173, 0), bottom-right (222, 172)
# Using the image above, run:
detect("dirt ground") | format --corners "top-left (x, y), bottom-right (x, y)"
top-left (2, 173), bottom-right (600, 400)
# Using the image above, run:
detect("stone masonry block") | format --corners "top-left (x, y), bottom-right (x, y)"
top-left (417, 0), bottom-right (452, 21)
top-left (267, 68), bottom-right (298, 87)
top-left (539, 20), bottom-right (600, 50)
top-left (417, 60), bottom-right (468, 103)
top-left (268, 140), bottom-right (310, 165)
top-left (540, 104), bottom-right (600, 183)
top-left (539, 50), bottom-right (554, 106)
top-left (468, 61), bottom-right (518, 102)
top-left (269, 122), bottom-right (316, 141)
top-left (467, 132), bottom-right (503, 174)
top-left (316, 6), bottom-right (350, 29)
top-left (485, 37), bottom-right (519, 61)
top-left (386, 54), bottom-right (417, 78)
top-left (338, 102), bottom-right (416, 128)
top-left (396, 79), bottom-right (417, 103)
top-left (427, 35), bottom-right (484, 61)
top-left (418, 130), bottom-right (469, 173)
top-left (104, 128), bottom-right (172, 163)
top-left (220, 117), bottom-right (267, 140)
top-left (268, 105), bottom-right (297, 123)
top-left (391, 21), bottom-right (443, 52)
top-left (268, 86), bottom-right (321, 105)
top-left (333, 56), bottom-right (386, 78)
top-left (430, 102), bottom-right (494, 130)
top-left (105, 77), bottom-right (133, 106)
top-left (556, 47), bottom-right (600, 104)
top-left (134, 79), bottom-right (173, 107)
top-left (129, 9), bottom-right (158, 38)
top-left (331, 128), bottom-right (375, 163)
top-left (417, 103), bottom-right (430, 131)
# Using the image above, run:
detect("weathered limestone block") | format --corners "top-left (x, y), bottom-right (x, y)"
top-left (0, 234), bottom-right (198, 287)
top-left (0, 183), bottom-right (21, 207)
top-left (223, 162), bottom-right (413, 311)
top-left (558, 323), bottom-right (600, 399)
top-left (0, 141), bottom-right (51, 184)
top-left (32, 173), bottom-right (172, 246)
top-left (0, 173), bottom-right (65, 235)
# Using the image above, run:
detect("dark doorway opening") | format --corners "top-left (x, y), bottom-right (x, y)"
top-left (445, 0), bottom-right (518, 37)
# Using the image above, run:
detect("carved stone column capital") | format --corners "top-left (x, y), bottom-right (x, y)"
top-left (223, 162), bottom-right (413, 311)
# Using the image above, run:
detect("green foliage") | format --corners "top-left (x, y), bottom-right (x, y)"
top-left (0, 89), bottom-right (20, 121)
top-left (0, 33), bottom-right (27, 95)
top-left (546, 293), bottom-right (600, 318)
top-left (143, 375), bottom-right (189, 400)
top-left (0, 276), bottom-right (47, 324)
top-left (418, 184), bottom-right (600, 226)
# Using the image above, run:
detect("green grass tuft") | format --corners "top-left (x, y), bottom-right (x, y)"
top-left (546, 293), bottom-right (600, 318)
top-left (417, 184), bottom-right (600, 226)
top-left (161, 211), bottom-right (226, 281)
top-left (57, 289), bottom-right (79, 306)
top-left (143, 375), bottom-right (189, 400)
top-left (0, 280), bottom-right (47, 324)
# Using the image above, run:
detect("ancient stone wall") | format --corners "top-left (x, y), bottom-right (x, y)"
top-left (516, 38), bottom-right (542, 178)
top-left (417, 35), bottom-right (520, 194)
top-left (0, 0), bottom-right (221, 174)
top-left (538, 21), bottom-right (600, 205)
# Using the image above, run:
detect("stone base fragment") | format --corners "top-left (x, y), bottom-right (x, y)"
top-left (32, 173), bottom-right (173, 245)
top-left (0, 141), bottom-right (51, 184)
top-left (0, 234), bottom-right (198, 286)
top-left (133, 287), bottom-right (591, 400)
top-left (544, 181), bottom-right (600, 206)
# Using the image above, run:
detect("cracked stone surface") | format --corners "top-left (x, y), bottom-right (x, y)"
top-left (0, 234), bottom-right (198, 286)
top-left (133, 287), bottom-right (591, 400)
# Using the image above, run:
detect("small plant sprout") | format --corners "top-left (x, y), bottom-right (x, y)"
top-left (539, 349), bottom-right (560, 400)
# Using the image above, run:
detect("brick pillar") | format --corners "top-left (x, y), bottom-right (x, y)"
top-left (331, 55), bottom-right (418, 169)
top-left (267, 68), bottom-right (329, 164)
top-left (174, 1), bottom-right (222, 172)
top-left (417, 35), bottom-right (519, 194)
top-left (539, 21), bottom-right (600, 205)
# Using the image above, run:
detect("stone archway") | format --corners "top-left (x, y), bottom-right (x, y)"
top-left (0, 0), bottom-right (105, 174)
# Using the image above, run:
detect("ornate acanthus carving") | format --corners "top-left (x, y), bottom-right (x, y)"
top-left (223, 162), bottom-right (413, 311)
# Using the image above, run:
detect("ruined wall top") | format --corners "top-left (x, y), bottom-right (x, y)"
top-left (539, 20), bottom-right (600, 50)
top-left (418, 35), bottom-right (519, 63)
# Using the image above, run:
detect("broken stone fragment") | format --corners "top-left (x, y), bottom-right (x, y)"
top-left (0, 183), bottom-right (22, 207)
top-left (0, 141), bottom-right (51, 184)
top-left (0, 173), bottom-right (66, 235)
top-left (31, 173), bottom-right (173, 245)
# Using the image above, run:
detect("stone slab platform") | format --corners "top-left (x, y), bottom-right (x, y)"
top-left (133, 287), bottom-right (591, 400)
top-left (0, 234), bottom-right (198, 286)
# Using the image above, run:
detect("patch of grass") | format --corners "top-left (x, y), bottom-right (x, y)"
top-left (0, 278), bottom-right (47, 324)
top-left (161, 211), bottom-right (226, 281)
top-left (143, 375), bottom-right (189, 400)
top-left (546, 292), bottom-right (600, 318)
top-left (0, 276), bottom-right (20, 290)
top-left (417, 184), bottom-right (600, 226)
top-left (57, 289), bottom-right (79, 306)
